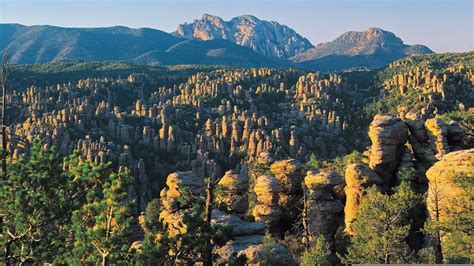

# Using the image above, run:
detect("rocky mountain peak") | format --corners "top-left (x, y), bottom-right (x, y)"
top-left (173, 14), bottom-right (314, 58)
top-left (291, 27), bottom-right (433, 70)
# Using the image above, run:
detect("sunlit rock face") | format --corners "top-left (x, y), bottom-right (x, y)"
top-left (174, 14), bottom-right (314, 59)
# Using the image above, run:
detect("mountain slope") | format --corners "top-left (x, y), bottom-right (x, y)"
top-left (131, 39), bottom-right (286, 67)
top-left (292, 27), bottom-right (433, 71)
top-left (0, 24), bottom-right (184, 64)
top-left (173, 14), bottom-right (314, 59)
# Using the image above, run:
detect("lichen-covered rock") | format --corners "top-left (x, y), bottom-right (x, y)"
top-left (216, 170), bottom-right (249, 214)
top-left (270, 159), bottom-right (303, 194)
top-left (344, 163), bottom-right (383, 234)
top-left (304, 169), bottom-right (344, 243)
top-left (161, 171), bottom-right (203, 211)
top-left (426, 149), bottom-right (474, 222)
top-left (252, 175), bottom-right (282, 226)
top-left (425, 118), bottom-right (450, 159)
top-left (447, 120), bottom-right (464, 148)
top-left (305, 169), bottom-right (342, 192)
top-left (368, 114), bottom-right (408, 181)
top-left (257, 151), bottom-right (275, 166)
top-left (269, 159), bottom-right (303, 221)
top-left (238, 243), bottom-right (295, 265)
top-left (160, 171), bottom-right (204, 235)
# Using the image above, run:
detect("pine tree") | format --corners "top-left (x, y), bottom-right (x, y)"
top-left (0, 141), bottom-right (104, 264)
top-left (300, 237), bottom-right (331, 266)
top-left (424, 173), bottom-right (473, 263)
top-left (70, 168), bottom-right (133, 265)
top-left (341, 181), bottom-right (422, 264)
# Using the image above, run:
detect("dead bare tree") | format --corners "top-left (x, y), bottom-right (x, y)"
top-left (1, 49), bottom-right (9, 181)
top-left (204, 174), bottom-right (224, 266)
top-left (426, 178), bottom-right (447, 264)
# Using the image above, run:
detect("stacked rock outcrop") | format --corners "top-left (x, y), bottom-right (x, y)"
top-left (426, 149), bottom-right (474, 222)
top-left (216, 170), bottom-right (249, 214)
top-left (252, 175), bottom-right (282, 227)
top-left (304, 169), bottom-right (344, 243)
top-left (344, 163), bottom-right (384, 234)
top-left (368, 114), bottom-right (408, 184)
top-left (159, 171), bottom-right (204, 235)
top-left (269, 159), bottom-right (303, 221)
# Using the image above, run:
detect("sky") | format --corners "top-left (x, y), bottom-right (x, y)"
top-left (0, 0), bottom-right (473, 53)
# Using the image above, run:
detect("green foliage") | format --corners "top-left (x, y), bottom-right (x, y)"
top-left (331, 150), bottom-right (363, 176)
top-left (144, 198), bottom-right (161, 231)
top-left (139, 192), bottom-right (231, 264)
top-left (341, 181), bottom-right (422, 264)
top-left (69, 169), bottom-right (133, 265)
top-left (304, 153), bottom-right (323, 170)
top-left (423, 173), bottom-right (473, 264)
top-left (396, 167), bottom-right (417, 185)
top-left (0, 141), bottom-right (111, 264)
top-left (300, 237), bottom-right (332, 266)
top-left (256, 235), bottom-right (284, 265)
top-left (441, 109), bottom-right (474, 147)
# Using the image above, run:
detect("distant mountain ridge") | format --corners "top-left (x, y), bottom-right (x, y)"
top-left (0, 17), bottom-right (434, 71)
top-left (291, 27), bottom-right (433, 71)
top-left (173, 14), bottom-right (314, 59)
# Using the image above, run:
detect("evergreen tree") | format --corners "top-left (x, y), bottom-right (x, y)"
top-left (341, 181), bottom-right (422, 264)
top-left (69, 168), bottom-right (133, 265)
top-left (300, 237), bottom-right (331, 266)
top-left (0, 141), bottom-right (103, 264)
top-left (424, 173), bottom-right (473, 263)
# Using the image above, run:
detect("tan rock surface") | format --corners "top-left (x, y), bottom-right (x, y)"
top-left (344, 163), bottom-right (383, 234)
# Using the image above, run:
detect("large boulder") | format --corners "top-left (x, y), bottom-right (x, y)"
top-left (160, 171), bottom-right (204, 235)
top-left (344, 163), bottom-right (383, 235)
top-left (425, 149), bottom-right (474, 259)
top-left (425, 118), bottom-right (450, 160)
top-left (270, 159), bottom-right (303, 195)
top-left (270, 159), bottom-right (303, 221)
top-left (368, 114), bottom-right (408, 182)
top-left (426, 149), bottom-right (474, 221)
top-left (238, 243), bottom-right (295, 265)
top-left (252, 175), bottom-right (282, 227)
top-left (211, 209), bottom-right (265, 236)
top-left (216, 170), bottom-right (249, 214)
top-left (304, 170), bottom-right (344, 243)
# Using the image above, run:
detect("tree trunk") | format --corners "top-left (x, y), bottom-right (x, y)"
top-left (1, 59), bottom-right (7, 181)
top-left (204, 178), bottom-right (214, 266)
top-left (302, 192), bottom-right (310, 249)
top-left (4, 241), bottom-right (11, 266)
top-left (102, 254), bottom-right (108, 266)
top-left (433, 193), bottom-right (444, 263)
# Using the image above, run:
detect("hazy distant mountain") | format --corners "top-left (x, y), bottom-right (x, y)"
top-left (173, 14), bottom-right (314, 59)
top-left (291, 27), bottom-right (433, 71)
top-left (0, 24), bottom-right (182, 64)
top-left (0, 22), bottom-right (433, 71)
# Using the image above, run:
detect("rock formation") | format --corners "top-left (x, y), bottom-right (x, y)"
top-left (270, 159), bottom-right (303, 221)
top-left (160, 171), bottom-right (204, 235)
top-left (174, 14), bottom-right (313, 58)
top-left (344, 163), bottom-right (384, 234)
top-left (216, 170), bottom-right (249, 214)
top-left (304, 169), bottom-right (344, 242)
top-left (252, 175), bottom-right (282, 227)
top-left (426, 149), bottom-right (474, 222)
top-left (368, 114), bottom-right (408, 184)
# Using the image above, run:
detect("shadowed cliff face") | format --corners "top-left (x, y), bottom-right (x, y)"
top-left (173, 14), bottom-right (314, 59)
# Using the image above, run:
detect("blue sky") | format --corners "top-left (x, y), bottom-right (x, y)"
top-left (0, 0), bottom-right (472, 52)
